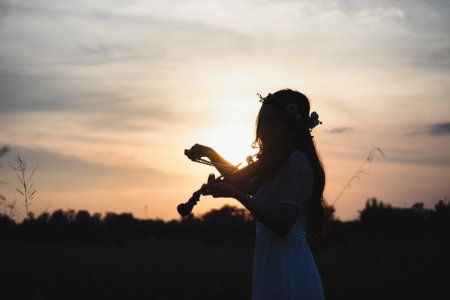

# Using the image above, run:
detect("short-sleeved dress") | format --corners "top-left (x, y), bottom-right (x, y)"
top-left (251, 149), bottom-right (324, 300)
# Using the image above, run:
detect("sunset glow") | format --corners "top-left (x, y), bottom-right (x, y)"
top-left (0, 1), bottom-right (449, 222)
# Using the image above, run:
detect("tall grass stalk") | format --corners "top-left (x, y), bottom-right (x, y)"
top-left (331, 147), bottom-right (385, 206)
top-left (11, 154), bottom-right (38, 220)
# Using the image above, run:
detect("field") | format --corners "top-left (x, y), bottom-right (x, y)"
top-left (1, 201), bottom-right (448, 299)
top-left (1, 233), bottom-right (446, 300)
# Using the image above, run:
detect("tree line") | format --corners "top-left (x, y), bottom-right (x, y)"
top-left (1, 198), bottom-right (449, 244)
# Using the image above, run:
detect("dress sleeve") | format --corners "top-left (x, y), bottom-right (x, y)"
top-left (276, 151), bottom-right (314, 210)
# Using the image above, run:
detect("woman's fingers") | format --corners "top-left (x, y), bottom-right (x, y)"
top-left (200, 182), bottom-right (238, 199)
top-left (207, 173), bottom-right (215, 183)
top-left (201, 184), bottom-right (211, 195)
top-left (186, 146), bottom-right (197, 160)
top-left (192, 144), bottom-right (201, 159)
top-left (186, 143), bottom-right (209, 160)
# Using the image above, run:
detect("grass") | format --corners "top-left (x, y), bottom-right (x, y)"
top-left (1, 239), bottom-right (254, 300)
top-left (1, 234), bottom-right (446, 300)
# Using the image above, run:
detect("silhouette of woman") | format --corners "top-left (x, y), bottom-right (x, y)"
top-left (186, 89), bottom-right (326, 300)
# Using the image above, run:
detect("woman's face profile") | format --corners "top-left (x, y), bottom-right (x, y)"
top-left (258, 104), bottom-right (290, 152)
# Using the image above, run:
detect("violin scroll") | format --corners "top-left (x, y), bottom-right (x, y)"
top-left (177, 191), bottom-right (201, 216)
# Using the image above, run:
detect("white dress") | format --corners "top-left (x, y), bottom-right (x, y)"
top-left (251, 149), bottom-right (324, 300)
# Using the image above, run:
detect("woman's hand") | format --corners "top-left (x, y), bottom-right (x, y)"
top-left (185, 143), bottom-right (214, 161)
top-left (185, 143), bottom-right (237, 177)
top-left (200, 173), bottom-right (242, 199)
top-left (201, 182), bottom-right (242, 199)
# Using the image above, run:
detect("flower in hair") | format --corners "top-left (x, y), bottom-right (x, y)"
top-left (309, 111), bottom-right (322, 129)
top-left (257, 93), bottom-right (264, 102)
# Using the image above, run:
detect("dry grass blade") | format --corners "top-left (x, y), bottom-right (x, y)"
top-left (28, 165), bottom-right (38, 183)
top-left (10, 154), bottom-right (38, 220)
top-left (331, 147), bottom-right (385, 206)
top-left (16, 188), bottom-right (24, 196)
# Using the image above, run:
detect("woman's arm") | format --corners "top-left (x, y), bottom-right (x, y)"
top-left (201, 150), bottom-right (307, 237)
top-left (237, 150), bottom-right (310, 237)
top-left (186, 144), bottom-right (238, 176)
top-left (234, 191), bottom-right (298, 237)
top-left (206, 148), bottom-right (239, 176)
top-left (200, 181), bottom-right (298, 236)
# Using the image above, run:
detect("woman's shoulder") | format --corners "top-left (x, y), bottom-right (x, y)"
top-left (283, 149), bottom-right (312, 173)
top-left (287, 148), bottom-right (308, 163)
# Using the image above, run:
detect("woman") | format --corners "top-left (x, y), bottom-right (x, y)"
top-left (186, 89), bottom-right (327, 300)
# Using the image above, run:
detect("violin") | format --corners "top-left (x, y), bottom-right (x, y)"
top-left (177, 148), bottom-right (292, 217)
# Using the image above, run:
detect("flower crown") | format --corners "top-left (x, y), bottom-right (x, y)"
top-left (258, 93), bottom-right (323, 130)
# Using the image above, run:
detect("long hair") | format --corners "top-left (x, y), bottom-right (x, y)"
top-left (251, 89), bottom-right (328, 236)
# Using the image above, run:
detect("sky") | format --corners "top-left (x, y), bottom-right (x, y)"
top-left (0, 0), bottom-right (449, 222)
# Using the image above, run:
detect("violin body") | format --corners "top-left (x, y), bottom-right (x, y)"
top-left (178, 147), bottom-right (293, 216)
top-left (220, 160), bottom-right (262, 195)
top-left (177, 160), bottom-right (262, 217)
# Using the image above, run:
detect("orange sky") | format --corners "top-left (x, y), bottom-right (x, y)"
top-left (0, 1), bottom-right (449, 222)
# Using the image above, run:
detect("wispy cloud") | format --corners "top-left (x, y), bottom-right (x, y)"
top-left (0, 145), bottom-right (10, 157)
top-left (429, 122), bottom-right (450, 136)
top-left (406, 122), bottom-right (450, 137)
top-left (326, 127), bottom-right (355, 134)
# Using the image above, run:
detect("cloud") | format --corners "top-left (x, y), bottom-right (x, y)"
top-left (0, 0), bottom-right (249, 130)
top-left (0, 0), bottom-right (251, 68)
top-left (0, 144), bottom-right (187, 188)
top-left (355, 7), bottom-right (405, 21)
top-left (1, 0), bottom-right (449, 168)
top-left (326, 127), bottom-right (355, 134)
top-left (429, 122), bottom-right (450, 136)
top-left (0, 145), bottom-right (10, 157)
top-left (0, 1), bottom-right (10, 26)
top-left (0, 70), bottom-right (187, 132)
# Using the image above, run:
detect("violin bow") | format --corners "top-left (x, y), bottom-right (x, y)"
top-left (192, 158), bottom-right (242, 170)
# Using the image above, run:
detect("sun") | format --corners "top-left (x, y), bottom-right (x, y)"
top-left (198, 119), bottom-right (258, 168)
